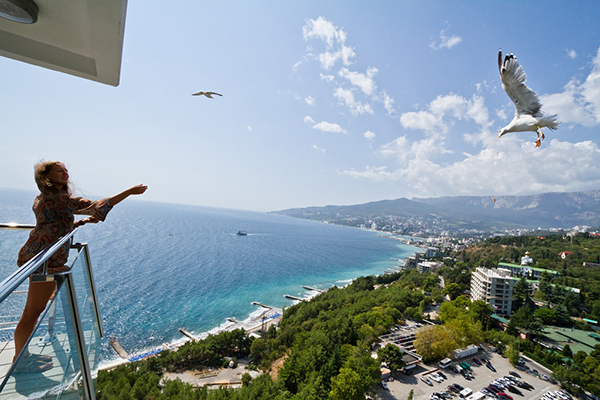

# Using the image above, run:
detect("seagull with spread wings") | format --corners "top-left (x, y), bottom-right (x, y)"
top-left (497, 49), bottom-right (559, 147)
top-left (192, 91), bottom-right (222, 99)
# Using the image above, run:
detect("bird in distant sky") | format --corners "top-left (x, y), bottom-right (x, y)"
top-left (497, 49), bottom-right (559, 147)
top-left (192, 91), bottom-right (222, 99)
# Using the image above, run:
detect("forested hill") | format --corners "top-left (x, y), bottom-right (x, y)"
top-left (271, 190), bottom-right (600, 233)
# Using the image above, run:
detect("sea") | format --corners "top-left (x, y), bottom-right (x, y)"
top-left (0, 188), bottom-right (422, 364)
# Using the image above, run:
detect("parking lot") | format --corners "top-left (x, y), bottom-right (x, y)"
top-left (376, 348), bottom-right (562, 400)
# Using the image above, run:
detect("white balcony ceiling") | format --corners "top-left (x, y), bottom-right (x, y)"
top-left (0, 0), bottom-right (127, 86)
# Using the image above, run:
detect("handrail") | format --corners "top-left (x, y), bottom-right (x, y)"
top-left (0, 223), bottom-right (35, 230)
top-left (0, 227), bottom-right (79, 304)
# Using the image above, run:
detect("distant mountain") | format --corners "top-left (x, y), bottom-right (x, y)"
top-left (271, 190), bottom-right (600, 234)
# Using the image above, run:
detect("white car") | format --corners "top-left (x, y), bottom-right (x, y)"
top-left (430, 373), bottom-right (443, 383)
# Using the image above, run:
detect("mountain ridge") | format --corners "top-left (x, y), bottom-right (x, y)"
top-left (271, 190), bottom-right (600, 234)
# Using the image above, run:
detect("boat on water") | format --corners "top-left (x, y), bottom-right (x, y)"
top-left (236, 231), bottom-right (248, 236)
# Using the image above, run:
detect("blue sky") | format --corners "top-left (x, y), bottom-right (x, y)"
top-left (2, 1), bottom-right (600, 211)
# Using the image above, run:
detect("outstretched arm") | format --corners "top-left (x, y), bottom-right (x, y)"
top-left (109, 184), bottom-right (148, 207)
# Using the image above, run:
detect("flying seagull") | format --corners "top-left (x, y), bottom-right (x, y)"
top-left (192, 91), bottom-right (223, 99)
top-left (498, 49), bottom-right (559, 147)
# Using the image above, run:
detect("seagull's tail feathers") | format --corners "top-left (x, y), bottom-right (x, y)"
top-left (542, 114), bottom-right (560, 131)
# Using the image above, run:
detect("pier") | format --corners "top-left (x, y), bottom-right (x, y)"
top-left (284, 294), bottom-right (303, 301)
top-left (109, 337), bottom-right (130, 359)
top-left (179, 328), bottom-right (198, 341)
top-left (251, 302), bottom-right (272, 309)
top-left (301, 286), bottom-right (323, 292)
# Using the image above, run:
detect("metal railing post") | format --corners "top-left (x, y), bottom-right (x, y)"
top-left (64, 272), bottom-right (95, 399)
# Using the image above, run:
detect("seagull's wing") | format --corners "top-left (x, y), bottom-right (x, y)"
top-left (499, 50), bottom-right (542, 117)
top-left (191, 91), bottom-right (205, 96)
top-left (206, 92), bottom-right (222, 97)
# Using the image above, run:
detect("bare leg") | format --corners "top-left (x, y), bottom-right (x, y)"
top-left (13, 280), bottom-right (56, 363)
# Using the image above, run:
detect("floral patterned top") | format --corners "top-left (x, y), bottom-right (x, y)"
top-left (18, 192), bottom-right (112, 272)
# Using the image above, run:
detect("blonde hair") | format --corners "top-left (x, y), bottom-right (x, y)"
top-left (34, 161), bottom-right (70, 195)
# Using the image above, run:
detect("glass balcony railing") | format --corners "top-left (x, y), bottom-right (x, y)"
top-left (0, 224), bottom-right (102, 399)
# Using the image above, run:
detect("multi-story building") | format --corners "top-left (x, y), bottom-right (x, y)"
top-left (470, 267), bottom-right (515, 317)
top-left (417, 261), bottom-right (443, 274)
top-left (497, 262), bottom-right (558, 280)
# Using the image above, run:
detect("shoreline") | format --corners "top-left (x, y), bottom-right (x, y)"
top-left (98, 289), bottom-right (321, 371)
top-left (98, 237), bottom-right (420, 371)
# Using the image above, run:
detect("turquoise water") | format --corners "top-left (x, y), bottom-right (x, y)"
top-left (0, 188), bottom-right (421, 361)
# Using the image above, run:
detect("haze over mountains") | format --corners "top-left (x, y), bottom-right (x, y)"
top-left (272, 191), bottom-right (600, 235)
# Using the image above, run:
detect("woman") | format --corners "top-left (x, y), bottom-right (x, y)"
top-left (13, 161), bottom-right (147, 372)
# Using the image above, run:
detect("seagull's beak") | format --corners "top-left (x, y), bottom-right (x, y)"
top-left (498, 131), bottom-right (505, 138)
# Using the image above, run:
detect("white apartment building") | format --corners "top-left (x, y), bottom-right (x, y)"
top-left (470, 267), bottom-right (515, 317)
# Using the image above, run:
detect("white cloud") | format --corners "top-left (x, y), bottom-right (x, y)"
top-left (320, 73), bottom-right (335, 82)
top-left (311, 144), bottom-right (326, 153)
top-left (400, 110), bottom-right (445, 133)
top-left (566, 49), bottom-right (577, 59)
top-left (293, 61), bottom-right (303, 71)
top-left (312, 121), bottom-right (347, 134)
top-left (539, 47), bottom-right (600, 126)
top-left (304, 116), bottom-right (315, 124)
top-left (303, 16), bottom-right (355, 70)
top-left (364, 130), bottom-right (375, 140)
top-left (305, 96), bottom-right (316, 106)
top-left (382, 91), bottom-right (395, 115)
top-left (247, 126), bottom-right (252, 132)
top-left (343, 165), bottom-right (399, 181)
top-left (400, 93), bottom-right (490, 135)
top-left (430, 28), bottom-right (462, 51)
top-left (338, 67), bottom-right (378, 95)
top-left (344, 137), bottom-right (600, 197)
top-left (495, 108), bottom-right (507, 121)
top-left (334, 87), bottom-right (374, 116)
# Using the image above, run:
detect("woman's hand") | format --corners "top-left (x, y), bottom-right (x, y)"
top-left (110, 184), bottom-right (148, 206)
top-left (128, 184), bottom-right (148, 196)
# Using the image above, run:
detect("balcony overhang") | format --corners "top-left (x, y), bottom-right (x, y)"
top-left (0, 0), bottom-right (127, 86)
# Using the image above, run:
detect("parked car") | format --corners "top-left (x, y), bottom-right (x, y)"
top-left (490, 384), bottom-right (504, 392)
top-left (523, 381), bottom-right (535, 390)
top-left (486, 362), bottom-right (496, 372)
top-left (498, 392), bottom-right (514, 400)
top-left (422, 377), bottom-right (433, 386)
top-left (472, 357), bottom-right (482, 365)
top-left (509, 371), bottom-right (521, 378)
top-left (438, 371), bottom-right (447, 379)
top-left (380, 381), bottom-right (389, 390)
top-left (507, 385), bottom-right (523, 396)
top-left (450, 365), bottom-right (459, 373)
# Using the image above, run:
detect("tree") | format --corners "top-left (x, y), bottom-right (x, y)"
top-left (329, 367), bottom-right (364, 400)
top-left (443, 283), bottom-right (463, 300)
top-left (377, 344), bottom-right (405, 372)
top-left (562, 344), bottom-right (573, 359)
top-left (408, 389), bottom-right (414, 400)
top-left (505, 343), bottom-right (520, 365)
top-left (470, 300), bottom-right (493, 326)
